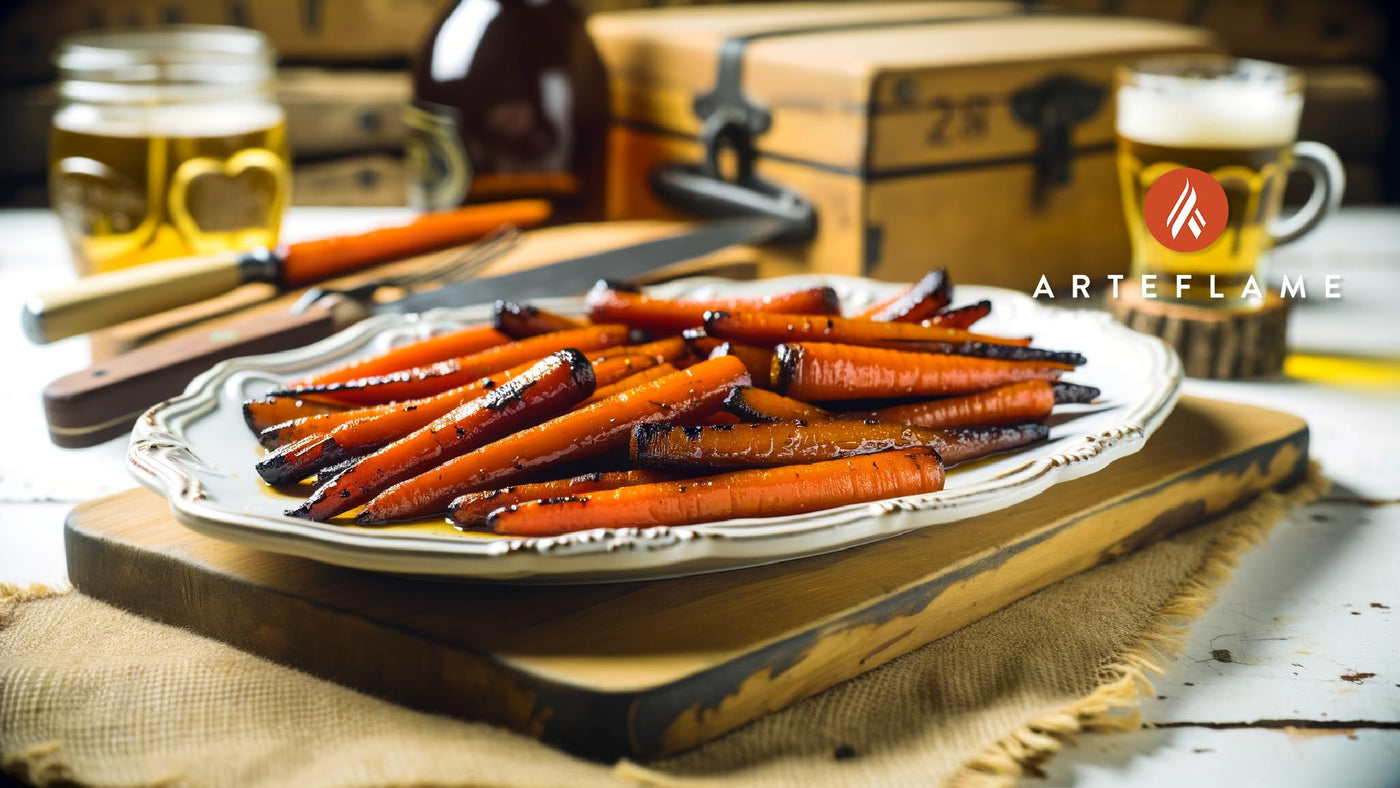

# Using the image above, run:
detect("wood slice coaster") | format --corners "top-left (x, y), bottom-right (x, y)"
top-left (1111, 282), bottom-right (1290, 379)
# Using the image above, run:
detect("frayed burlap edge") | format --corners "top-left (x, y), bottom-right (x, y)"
top-left (0, 582), bottom-right (80, 787)
top-left (946, 461), bottom-right (1330, 787)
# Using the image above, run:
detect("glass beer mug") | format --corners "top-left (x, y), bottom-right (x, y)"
top-left (1116, 57), bottom-right (1344, 302)
top-left (49, 26), bottom-right (290, 275)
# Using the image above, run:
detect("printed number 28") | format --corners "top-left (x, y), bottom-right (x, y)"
top-left (927, 95), bottom-right (990, 146)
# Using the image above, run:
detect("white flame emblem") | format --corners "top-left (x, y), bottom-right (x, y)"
top-left (1165, 178), bottom-right (1207, 240)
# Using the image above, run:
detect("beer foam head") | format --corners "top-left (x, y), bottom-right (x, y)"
top-left (1117, 68), bottom-right (1302, 149)
top-left (54, 101), bottom-right (283, 138)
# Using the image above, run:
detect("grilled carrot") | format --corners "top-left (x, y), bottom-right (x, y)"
top-left (857, 270), bottom-right (950, 322)
top-left (579, 363), bottom-right (677, 406)
top-left (773, 342), bottom-right (1071, 401)
top-left (262, 352), bottom-right (655, 461)
top-left (711, 312), bottom-right (1080, 366)
top-left (243, 395), bottom-right (349, 434)
top-left (594, 336), bottom-right (694, 367)
top-left (587, 284), bottom-right (840, 335)
top-left (630, 421), bottom-right (944, 470)
top-left (493, 301), bottom-right (585, 338)
top-left (721, 386), bottom-right (832, 423)
top-left (352, 355), bottom-right (750, 523)
top-left (704, 311), bottom-right (1031, 349)
top-left (854, 381), bottom-right (1101, 429)
top-left (259, 383), bottom-right (501, 451)
top-left (287, 350), bottom-right (595, 518)
top-left (938, 423), bottom-right (1049, 464)
top-left (698, 411), bottom-right (742, 426)
top-left (281, 200), bottom-right (551, 287)
top-left (860, 380), bottom-right (1057, 428)
top-left (630, 420), bottom-right (1046, 470)
top-left (269, 324), bottom-right (630, 405)
top-left (923, 300), bottom-right (991, 329)
top-left (447, 470), bottom-right (681, 527)
top-left (293, 324), bottom-right (510, 388)
top-left (487, 448), bottom-right (945, 536)
top-left (710, 341), bottom-right (774, 387)
top-left (707, 311), bottom-right (1085, 364)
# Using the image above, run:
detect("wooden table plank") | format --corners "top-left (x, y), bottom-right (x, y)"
top-left (1140, 500), bottom-right (1399, 726)
top-left (1039, 728), bottom-right (1400, 786)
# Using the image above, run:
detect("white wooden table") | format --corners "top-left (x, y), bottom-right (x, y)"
top-left (1, 208), bottom-right (1396, 786)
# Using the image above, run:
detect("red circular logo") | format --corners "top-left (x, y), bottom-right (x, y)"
top-left (1143, 167), bottom-right (1229, 253)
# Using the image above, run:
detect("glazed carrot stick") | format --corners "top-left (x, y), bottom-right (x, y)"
top-left (587, 284), bottom-right (840, 335)
top-left (629, 421), bottom-right (951, 470)
top-left (589, 336), bottom-right (694, 367)
top-left (710, 341), bottom-right (774, 387)
top-left (707, 311), bottom-right (1086, 364)
top-left (856, 270), bottom-right (950, 322)
top-left (281, 200), bottom-right (551, 287)
top-left (578, 363), bottom-right (677, 406)
top-left (922, 300), bottom-right (992, 330)
top-left (493, 301), bottom-right (585, 338)
top-left (630, 420), bottom-right (1045, 470)
top-left (704, 311), bottom-right (1031, 349)
top-left (721, 386), bottom-right (832, 423)
top-left (487, 448), bottom-right (945, 536)
top-left (243, 395), bottom-right (349, 434)
top-left (447, 470), bottom-right (682, 527)
top-left (262, 353), bottom-right (655, 460)
top-left (858, 380), bottom-right (1058, 429)
top-left (350, 355), bottom-right (749, 523)
top-left (773, 343), bottom-right (1071, 401)
top-left (269, 324), bottom-right (630, 405)
top-left (293, 324), bottom-right (510, 388)
top-left (698, 411), bottom-right (742, 426)
top-left (938, 423), bottom-right (1049, 464)
top-left (285, 350), bottom-right (595, 517)
top-left (857, 381), bottom-right (1101, 429)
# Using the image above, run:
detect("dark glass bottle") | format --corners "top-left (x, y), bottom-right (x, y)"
top-left (406, 0), bottom-right (609, 222)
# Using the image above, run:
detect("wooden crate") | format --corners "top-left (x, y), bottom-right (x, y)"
top-left (591, 3), bottom-right (1215, 288)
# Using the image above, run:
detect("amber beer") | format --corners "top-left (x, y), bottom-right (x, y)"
top-left (1116, 58), bottom-right (1342, 302)
top-left (50, 112), bottom-right (288, 273)
top-left (49, 27), bottom-right (290, 274)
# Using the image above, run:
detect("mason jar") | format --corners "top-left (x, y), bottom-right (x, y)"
top-left (50, 25), bottom-right (290, 275)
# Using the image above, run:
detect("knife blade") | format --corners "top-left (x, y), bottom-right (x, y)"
top-left (42, 216), bottom-right (789, 447)
top-left (22, 200), bottom-right (552, 345)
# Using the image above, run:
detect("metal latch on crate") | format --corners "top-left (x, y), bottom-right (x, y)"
top-left (1011, 74), bottom-right (1106, 203)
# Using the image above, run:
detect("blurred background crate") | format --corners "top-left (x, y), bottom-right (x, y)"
top-left (0, 0), bottom-right (1394, 207)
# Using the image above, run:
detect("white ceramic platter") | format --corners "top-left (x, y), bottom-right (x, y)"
top-left (128, 275), bottom-right (1181, 583)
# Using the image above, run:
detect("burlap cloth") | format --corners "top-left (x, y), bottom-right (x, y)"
top-left (1, 466), bottom-right (1326, 787)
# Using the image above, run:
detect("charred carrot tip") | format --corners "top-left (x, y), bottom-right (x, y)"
top-left (771, 343), bottom-right (800, 394)
top-left (1053, 382), bottom-right (1100, 404)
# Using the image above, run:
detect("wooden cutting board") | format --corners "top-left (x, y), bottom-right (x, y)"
top-left (64, 396), bottom-right (1308, 761)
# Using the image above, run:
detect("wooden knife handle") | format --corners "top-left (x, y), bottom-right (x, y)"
top-left (21, 250), bottom-right (274, 345)
top-left (43, 299), bottom-right (364, 448)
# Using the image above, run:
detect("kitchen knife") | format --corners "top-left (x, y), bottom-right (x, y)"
top-left (22, 199), bottom-right (552, 345)
top-left (43, 215), bottom-right (790, 447)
